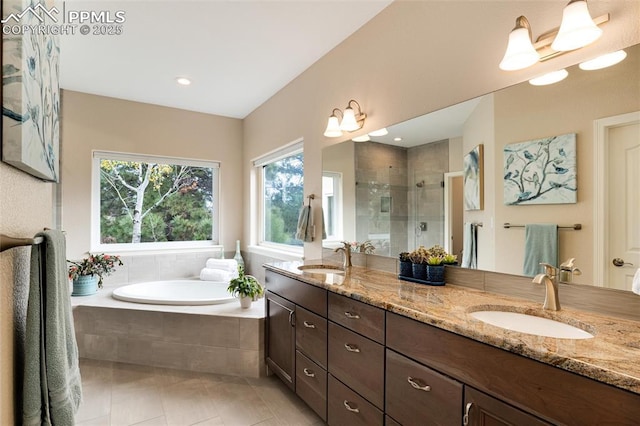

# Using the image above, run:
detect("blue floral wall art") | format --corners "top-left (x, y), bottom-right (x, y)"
top-left (2, 0), bottom-right (60, 182)
top-left (503, 133), bottom-right (577, 205)
top-left (463, 144), bottom-right (484, 211)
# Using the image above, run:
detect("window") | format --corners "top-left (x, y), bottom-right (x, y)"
top-left (322, 172), bottom-right (342, 241)
top-left (254, 141), bottom-right (304, 250)
top-left (92, 151), bottom-right (219, 251)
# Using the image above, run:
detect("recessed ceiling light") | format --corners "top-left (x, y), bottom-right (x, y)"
top-left (369, 128), bottom-right (388, 137)
top-left (394, 137), bottom-right (402, 142)
top-left (579, 50), bottom-right (627, 70)
top-left (529, 69), bottom-right (569, 86)
top-left (176, 77), bottom-right (192, 86)
top-left (352, 135), bottom-right (370, 142)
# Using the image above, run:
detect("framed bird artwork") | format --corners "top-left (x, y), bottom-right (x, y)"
top-left (503, 133), bottom-right (577, 205)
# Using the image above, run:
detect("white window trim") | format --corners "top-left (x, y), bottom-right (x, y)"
top-left (252, 139), bottom-right (304, 257)
top-left (91, 150), bottom-right (221, 253)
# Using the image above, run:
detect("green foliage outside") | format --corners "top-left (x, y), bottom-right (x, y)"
top-left (264, 153), bottom-right (304, 245)
top-left (99, 159), bottom-right (214, 244)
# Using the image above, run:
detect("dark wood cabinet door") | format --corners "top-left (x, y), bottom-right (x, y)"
top-left (296, 351), bottom-right (327, 422)
top-left (296, 306), bottom-right (328, 368)
top-left (327, 374), bottom-right (383, 426)
top-left (386, 349), bottom-right (463, 426)
top-left (328, 292), bottom-right (385, 343)
top-left (266, 291), bottom-right (296, 391)
top-left (328, 322), bottom-right (384, 409)
top-left (463, 387), bottom-right (550, 426)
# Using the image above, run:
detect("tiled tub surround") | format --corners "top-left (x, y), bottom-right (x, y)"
top-left (264, 261), bottom-right (640, 395)
top-left (71, 287), bottom-right (265, 378)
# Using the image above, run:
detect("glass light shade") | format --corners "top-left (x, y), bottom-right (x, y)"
top-left (176, 77), bottom-right (191, 85)
top-left (499, 27), bottom-right (539, 71)
top-left (579, 50), bottom-right (627, 70)
top-left (324, 115), bottom-right (342, 137)
top-left (551, 0), bottom-right (602, 52)
top-left (529, 69), bottom-right (569, 86)
top-left (340, 107), bottom-right (360, 131)
top-left (352, 135), bottom-right (370, 142)
top-left (368, 128), bottom-right (388, 137)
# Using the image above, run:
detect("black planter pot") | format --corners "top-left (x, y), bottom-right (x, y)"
top-left (427, 264), bottom-right (445, 284)
top-left (412, 263), bottom-right (427, 281)
top-left (399, 261), bottom-right (413, 278)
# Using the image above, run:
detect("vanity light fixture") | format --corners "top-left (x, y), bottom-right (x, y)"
top-left (499, 0), bottom-right (609, 71)
top-left (176, 77), bottom-right (192, 86)
top-left (323, 99), bottom-right (366, 137)
top-left (579, 50), bottom-right (627, 70)
top-left (529, 69), bottom-right (569, 86)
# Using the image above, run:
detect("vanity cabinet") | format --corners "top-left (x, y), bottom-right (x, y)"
top-left (386, 311), bottom-right (640, 425)
top-left (463, 387), bottom-right (550, 426)
top-left (265, 291), bottom-right (296, 390)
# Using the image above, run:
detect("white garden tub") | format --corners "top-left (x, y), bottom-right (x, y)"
top-left (112, 280), bottom-right (235, 305)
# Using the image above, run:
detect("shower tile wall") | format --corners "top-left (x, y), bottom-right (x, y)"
top-left (354, 139), bottom-right (449, 256)
top-left (354, 142), bottom-right (408, 256)
top-left (408, 140), bottom-right (449, 250)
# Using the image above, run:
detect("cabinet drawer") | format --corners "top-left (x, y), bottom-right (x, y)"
top-left (385, 349), bottom-right (463, 426)
top-left (328, 322), bottom-right (384, 409)
top-left (296, 307), bottom-right (327, 368)
top-left (296, 351), bottom-right (327, 422)
top-left (327, 374), bottom-right (383, 426)
top-left (328, 292), bottom-right (384, 343)
top-left (265, 270), bottom-right (327, 316)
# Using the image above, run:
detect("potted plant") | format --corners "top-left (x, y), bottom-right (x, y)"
top-left (408, 246), bottom-right (430, 281)
top-left (68, 253), bottom-right (123, 296)
top-left (227, 266), bottom-right (264, 308)
top-left (426, 254), bottom-right (445, 284)
top-left (398, 252), bottom-right (412, 278)
top-left (443, 253), bottom-right (458, 266)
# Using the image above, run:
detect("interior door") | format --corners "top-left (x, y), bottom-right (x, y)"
top-left (607, 120), bottom-right (640, 290)
top-left (445, 172), bottom-right (464, 258)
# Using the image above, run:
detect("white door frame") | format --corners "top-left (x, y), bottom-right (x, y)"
top-left (444, 171), bottom-right (463, 255)
top-left (593, 111), bottom-right (640, 287)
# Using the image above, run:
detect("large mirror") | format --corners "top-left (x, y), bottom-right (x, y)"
top-left (323, 43), bottom-right (639, 291)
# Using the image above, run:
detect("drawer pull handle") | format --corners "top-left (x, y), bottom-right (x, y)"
top-left (343, 400), bottom-right (360, 413)
top-left (344, 343), bottom-right (361, 353)
top-left (303, 368), bottom-right (315, 378)
top-left (463, 402), bottom-right (473, 426)
top-left (407, 377), bottom-right (431, 392)
top-left (303, 321), bottom-right (316, 329)
top-left (344, 311), bottom-right (360, 319)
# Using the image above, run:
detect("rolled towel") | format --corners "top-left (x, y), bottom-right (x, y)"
top-left (205, 258), bottom-right (238, 273)
top-left (200, 268), bottom-right (232, 282)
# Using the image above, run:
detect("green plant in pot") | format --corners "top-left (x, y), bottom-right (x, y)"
top-left (68, 253), bottom-right (123, 296)
top-left (426, 254), bottom-right (445, 284)
top-left (399, 252), bottom-right (412, 277)
top-left (442, 253), bottom-right (458, 265)
top-left (408, 246), bottom-right (430, 280)
top-left (227, 266), bottom-right (264, 309)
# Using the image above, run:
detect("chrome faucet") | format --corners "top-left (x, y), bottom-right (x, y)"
top-left (334, 242), bottom-right (352, 269)
top-left (532, 263), bottom-right (561, 311)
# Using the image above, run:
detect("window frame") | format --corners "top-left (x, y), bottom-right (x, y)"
top-left (252, 140), bottom-right (304, 256)
top-left (322, 171), bottom-right (343, 243)
top-left (91, 150), bottom-right (221, 253)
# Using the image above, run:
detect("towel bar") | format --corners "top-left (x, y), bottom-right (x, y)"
top-left (0, 234), bottom-right (44, 252)
top-left (503, 223), bottom-right (582, 230)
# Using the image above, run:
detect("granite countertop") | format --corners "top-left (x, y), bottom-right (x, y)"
top-left (264, 261), bottom-right (640, 395)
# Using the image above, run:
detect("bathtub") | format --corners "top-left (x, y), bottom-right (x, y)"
top-left (112, 279), bottom-right (235, 305)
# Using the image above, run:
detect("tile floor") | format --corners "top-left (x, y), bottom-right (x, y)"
top-left (76, 358), bottom-right (325, 426)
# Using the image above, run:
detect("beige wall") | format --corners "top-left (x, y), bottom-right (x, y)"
top-left (242, 0), bottom-right (640, 262)
top-left (60, 91), bottom-right (244, 258)
top-left (0, 165), bottom-right (53, 425)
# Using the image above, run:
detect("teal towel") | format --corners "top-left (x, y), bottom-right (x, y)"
top-left (295, 205), bottom-right (313, 242)
top-left (523, 224), bottom-right (558, 277)
top-left (23, 230), bottom-right (82, 425)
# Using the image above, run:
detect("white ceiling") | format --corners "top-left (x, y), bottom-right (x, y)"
top-left (57, 0), bottom-right (392, 119)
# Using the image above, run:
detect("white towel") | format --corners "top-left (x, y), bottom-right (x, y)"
top-left (200, 268), bottom-right (232, 282)
top-left (461, 222), bottom-right (477, 269)
top-left (633, 268), bottom-right (640, 296)
top-left (205, 258), bottom-right (238, 273)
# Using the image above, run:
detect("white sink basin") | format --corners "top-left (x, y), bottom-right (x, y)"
top-left (297, 265), bottom-right (345, 275)
top-left (470, 311), bottom-right (594, 339)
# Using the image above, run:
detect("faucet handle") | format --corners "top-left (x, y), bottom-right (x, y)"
top-left (539, 263), bottom-right (557, 277)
